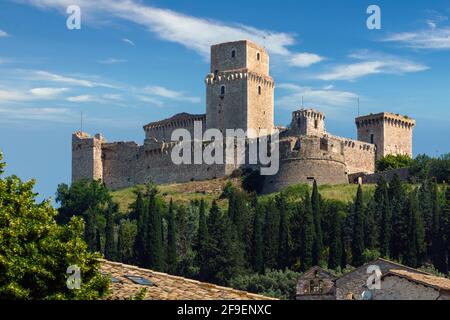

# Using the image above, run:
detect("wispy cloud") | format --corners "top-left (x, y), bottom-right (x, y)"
top-left (66, 95), bottom-right (93, 102)
top-left (122, 38), bottom-right (135, 46)
top-left (98, 58), bottom-right (127, 64)
top-left (31, 70), bottom-right (116, 88)
top-left (144, 86), bottom-right (200, 103)
top-left (20, 0), bottom-right (324, 68)
top-left (30, 87), bottom-right (69, 98)
top-left (0, 29), bottom-right (9, 37)
top-left (0, 86), bottom-right (68, 101)
top-left (277, 83), bottom-right (359, 111)
top-left (0, 106), bottom-right (74, 122)
top-left (315, 50), bottom-right (428, 81)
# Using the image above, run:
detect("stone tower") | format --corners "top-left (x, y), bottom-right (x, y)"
top-left (205, 40), bottom-right (274, 137)
top-left (356, 112), bottom-right (416, 160)
top-left (72, 131), bottom-right (104, 182)
top-left (290, 108), bottom-right (326, 137)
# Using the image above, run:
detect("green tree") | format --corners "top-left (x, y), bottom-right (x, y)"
top-left (146, 186), bottom-right (164, 271)
top-left (133, 192), bottom-right (147, 267)
top-left (252, 202), bottom-right (264, 273)
top-left (277, 194), bottom-right (290, 270)
top-left (389, 174), bottom-right (406, 260)
top-left (117, 219), bottom-right (137, 264)
top-left (84, 208), bottom-right (97, 251)
top-left (300, 193), bottom-right (315, 271)
top-left (364, 199), bottom-right (378, 249)
top-left (376, 154), bottom-right (413, 172)
top-left (166, 199), bottom-right (177, 274)
top-left (263, 199), bottom-right (280, 269)
top-left (375, 177), bottom-right (391, 258)
top-left (328, 210), bottom-right (343, 270)
top-left (442, 185), bottom-right (450, 273)
top-left (403, 192), bottom-right (425, 268)
top-left (352, 185), bottom-right (365, 267)
top-left (196, 199), bottom-right (208, 272)
top-left (0, 152), bottom-right (109, 299)
top-left (311, 180), bottom-right (323, 265)
top-left (430, 181), bottom-right (446, 272)
top-left (104, 203), bottom-right (117, 261)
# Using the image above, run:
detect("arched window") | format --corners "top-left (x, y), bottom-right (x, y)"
top-left (220, 85), bottom-right (225, 95)
top-left (231, 49), bottom-right (236, 58)
top-left (258, 86), bottom-right (262, 95)
top-left (257, 52), bottom-right (261, 61)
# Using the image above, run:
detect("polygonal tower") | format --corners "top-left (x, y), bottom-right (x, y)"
top-left (355, 112), bottom-right (416, 160)
top-left (290, 108), bottom-right (326, 137)
top-left (205, 40), bottom-right (274, 137)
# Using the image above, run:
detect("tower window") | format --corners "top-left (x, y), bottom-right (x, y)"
top-left (231, 50), bottom-right (236, 58)
top-left (314, 120), bottom-right (318, 129)
top-left (258, 86), bottom-right (262, 95)
top-left (257, 52), bottom-right (260, 61)
top-left (370, 134), bottom-right (374, 144)
top-left (220, 85), bottom-right (225, 95)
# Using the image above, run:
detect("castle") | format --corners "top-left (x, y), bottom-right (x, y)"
top-left (72, 40), bottom-right (416, 192)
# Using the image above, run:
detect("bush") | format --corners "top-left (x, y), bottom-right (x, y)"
top-left (376, 154), bottom-right (413, 172)
top-left (242, 169), bottom-right (265, 194)
top-left (229, 269), bottom-right (301, 300)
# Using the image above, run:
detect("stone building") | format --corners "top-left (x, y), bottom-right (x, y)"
top-left (296, 266), bottom-right (336, 300)
top-left (72, 40), bottom-right (416, 191)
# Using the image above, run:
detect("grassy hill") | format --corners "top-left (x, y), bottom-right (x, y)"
top-left (111, 178), bottom-right (378, 214)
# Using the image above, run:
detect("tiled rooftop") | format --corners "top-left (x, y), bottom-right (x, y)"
top-left (100, 260), bottom-right (277, 300)
top-left (387, 270), bottom-right (450, 291)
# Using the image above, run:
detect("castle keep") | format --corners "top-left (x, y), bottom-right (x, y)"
top-left (72, 40), bottom-right (415, 192)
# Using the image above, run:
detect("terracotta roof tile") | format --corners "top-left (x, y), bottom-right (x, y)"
top-left (100, 260), bottom-right (277, 300)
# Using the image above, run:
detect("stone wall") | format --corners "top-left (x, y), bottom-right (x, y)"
top-left (263, 136), bottom-right (348, 193)
top-left (290, 109), bottom-right (326, 137)
top-left (372, 275), bottom-right (440, 300)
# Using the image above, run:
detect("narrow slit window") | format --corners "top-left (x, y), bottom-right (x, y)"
top-left (231, 50), bottom-right (236, 58)
top-left (257, 52), bottom-right (260, 61)
top-left (258, 86), bottom-right (262, 95)
top-left (220, 85), bottom-right (225, 95)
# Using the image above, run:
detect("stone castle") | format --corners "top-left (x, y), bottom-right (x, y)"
top-left (72, 40), bottom-right (416, 192)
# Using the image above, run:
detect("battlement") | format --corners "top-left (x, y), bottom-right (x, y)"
top-left (205, 69), bottom-right (274, 88)
top-left (290, 108), bottom-right (326, 137)
top-left (356, 112), bottom-right (416, 130)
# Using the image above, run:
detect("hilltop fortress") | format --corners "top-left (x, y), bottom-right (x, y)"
top-left (72, 40), bottom-right (415, 192)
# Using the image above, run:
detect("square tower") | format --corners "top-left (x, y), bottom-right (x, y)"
top-left (205, 40), bottom-right (274, 137)
top-left (356, 113), bottom-right (416, 160)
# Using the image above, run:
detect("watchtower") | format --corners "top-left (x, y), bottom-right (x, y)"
top-left (205, 40), bottom-right (274, 137)
top-left (290, 108), bottom-right (326, 137)
top-left (72, 131), bottom-right (104, 182)
top-left (355, 112), bottom-right (416, 160)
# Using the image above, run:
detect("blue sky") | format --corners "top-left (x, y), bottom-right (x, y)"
top-left (0, 0), bottom-right (449, 201)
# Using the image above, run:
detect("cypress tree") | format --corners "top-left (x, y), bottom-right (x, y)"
top-left (403, 192), bottom-right (425, 268)
top-left (418, 179), bottom-right (433, 253)
top-left (146, 187), bottom-right (164, 271)
top-left (300, 192), bottom-right (315, 271)
top-left (197, 199), bottom-right (208, 252)
top-left (311, 180), bottom-right (323, 265)
top-left (96, 228), bottom-right (102, 253)
top-left (263, 199), bottom-right (280, 269)
top-left (442, 185), bottom-right (450, 274)
top-left (117, 219), bottom-right (137, 264)
top-left (84, 208), bottom-right (97, 251)
top-left (431, 181), bottom-right (446, 272)
top-left (375, 177), bottom-right (391, 258)
top-left (104, 203), bottom-right (116, 261)
top-left (166, 199), bottom-right (177, 274)
top-left (252, 203), bottom-right (264, 273)
top-left (133, 192), bottom-right (147, 266)
top-left (364, 199), bottom-right (378, 249)
top-left (352, 185), bottom-right (365, 267)
top-left (277, 194), bottom-right (290, 270)
top-left (328, 210), bottom-right (343, 270)
top-left (389, 174), bottom-right (406, 260)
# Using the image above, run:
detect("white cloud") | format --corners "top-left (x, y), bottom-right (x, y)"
top-left (0, 29), bottom-right (9, 37)
top-left (289, 53), bottom-right (325, 68)
top-left (144, 86), bottom-right (200, 103)
top-left (30, 87), bottom-right (69, 97)
top-left (66, 95), bottom-right (94, 102)
top-left (277, 83), bottom-right (359, 110)
top-left (384, 26), bottom-right (450, 50)
top-left (32, 70), bottom-right (116, 88)
top-left (137, 95), bottom-right (164, 107)
top-left (315, 51), bottom-right (428, 81)
top-left (21, 0), bottom-right (323, 68)
top-left (0, 106), bottom-right (74, 122)
top-left (98, 58), bottom-right (127, 64)
top-left (122, 38), bottom-right (135, 46)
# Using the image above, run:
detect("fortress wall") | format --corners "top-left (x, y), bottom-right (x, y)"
top-left (101, 140), bottom-right (234, 190)
top-left (328, 135), bottom-right (376, 174)
top-left (144, 115), bottom-right (206, 142)
top-left (72, 132), bottom-right (104, 182)
top-left (263, 136), bottom-right (348, 193)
